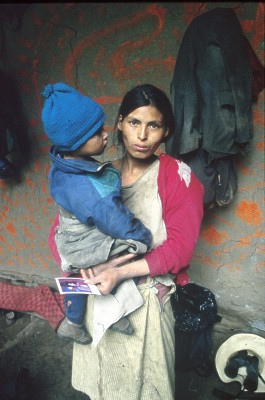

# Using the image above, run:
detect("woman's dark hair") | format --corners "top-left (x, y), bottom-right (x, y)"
top-left (114, 84), bottom-right (175, 146)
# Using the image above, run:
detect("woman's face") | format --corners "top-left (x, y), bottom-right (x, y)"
top-left (118, 105), bottom-right (168, 160)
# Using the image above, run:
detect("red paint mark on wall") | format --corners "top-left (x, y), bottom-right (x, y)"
top-left (21, 38), bottom-right (33, 49)
top-left (58, 37), bottom-right (65, 49)
top-left (31, 14), bottom-right (42, 27)
top-left (6, 223), bottom-right (16, 236)
top-left (19, 69), bottom-right (30, 78)
top-left (201, 225), bottom-right (230, 245)
top-left (108, 6), bottom-right (169, 81)
top-left (251, 2), bottom-right (265, 51)
top-left (253, 108), bottom-right (264, 128)
top-left (0, 180), bottom-right (7, 190)
top-left (15, 54), bottom-right (28, 64)
top-left (235, 200), bottom-right (264, 226)
top-left (241, 19), bottom-right (254, 33)
top-left (95, 96), bottom-right (122, 105)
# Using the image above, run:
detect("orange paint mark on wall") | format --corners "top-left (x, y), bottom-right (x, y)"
top-left (201, 225), bottom-right (230, 245)
top-left (0, 180), bottom-right (8, 189)
top-left (6, 223), bottom-right (16, 236)
top-left (7, 260), bottom-right (15, 267)
top-left (193, 253), bottom-right (220, 267)
top-left (42, 184), bottom-right (48, 193)
top-left (225, 253), bottom-right (248, 269)
top-left (28, 258), bottom-right (37, 269)
top-left (46, 196), bottom-right (54, 205)
top-left (34, 160), bottom-right (41, 172)
top-left (15, 241), bottom-right (26, 251)
top-left (2, 193), bottom-right (11, 204)
top-left (256, 142), bottom-right (265, 151)
top-left (237, 160), bottom-right (255, 176)
top-left (239, 181), bottom-right (265, 192)
top-left (37, 254), bottom-right (49, 270)
top-left (23, 226), bottom-right (35, 240)
top-left (0, 235), bottom-right (5, 242)
top-left (235, 200), bottom-right (263, 226)
top-left (255, 261), bottom-right (265, 271)
top-left (25, 176), bottom-right (35, 187)
top-left (6, 242), bottom-right (14, 251)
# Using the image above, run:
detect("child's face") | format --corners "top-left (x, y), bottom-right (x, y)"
top-left (74, 126), bottom-right (108, 159)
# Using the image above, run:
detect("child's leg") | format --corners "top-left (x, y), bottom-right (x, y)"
top-left (57, 294), bottom-right (92, 344)
top-left (64, 293), bottom-right (87, 324)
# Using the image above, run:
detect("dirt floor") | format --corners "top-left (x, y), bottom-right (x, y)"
top-left (0, 309), bottom-right (232, 400)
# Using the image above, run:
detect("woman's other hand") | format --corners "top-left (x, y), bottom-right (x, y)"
top-left (80, 253), bottom-right (137, 288)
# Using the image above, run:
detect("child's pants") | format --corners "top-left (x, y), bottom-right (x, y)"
top-left (64, 294), bottom-right (87, 324)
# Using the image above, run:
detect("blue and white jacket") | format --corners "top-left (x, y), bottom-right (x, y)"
top-left (48, 146), bottom-right (152, 271)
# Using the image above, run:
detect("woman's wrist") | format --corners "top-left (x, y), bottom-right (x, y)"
top-left (116, 258), bottom-right (150, 282)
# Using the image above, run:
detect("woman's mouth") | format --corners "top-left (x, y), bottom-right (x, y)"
top-left (133, 144), bottom-right (149, 152)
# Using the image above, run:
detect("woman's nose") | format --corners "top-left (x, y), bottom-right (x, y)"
top-left (137, 126), bottom-right (148, 140)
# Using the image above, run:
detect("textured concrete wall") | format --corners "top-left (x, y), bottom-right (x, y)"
top-left (0, 3), bottom-right (264, 333)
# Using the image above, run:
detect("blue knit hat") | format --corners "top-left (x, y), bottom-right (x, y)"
top-left (41, 82), bottom-right (106, 151)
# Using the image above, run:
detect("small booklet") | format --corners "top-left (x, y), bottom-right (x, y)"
top-left (55, 277), bottom-right (101, 295)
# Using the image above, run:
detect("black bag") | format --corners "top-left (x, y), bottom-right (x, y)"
top-left (171, 283), bottom-right (219, 375)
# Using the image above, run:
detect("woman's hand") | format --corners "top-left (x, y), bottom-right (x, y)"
top-left (81, 254), bottom-right (149, 295)
top-left (84, 268), bottom-right (121, 295)
top-left (80, 253), bottom-right (137, 284)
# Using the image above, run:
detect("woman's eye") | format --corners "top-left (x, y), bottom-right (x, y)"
top-left (129, 120), bottom-right (139, 126)
top-left (150, 123), bottom-right (160, 129)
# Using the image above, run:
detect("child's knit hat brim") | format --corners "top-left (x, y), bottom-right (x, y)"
top-left (41, 82), bottom-right (106, 151)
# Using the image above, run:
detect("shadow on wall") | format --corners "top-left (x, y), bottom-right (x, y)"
top-left (0, 4), bottom-right (31, 184)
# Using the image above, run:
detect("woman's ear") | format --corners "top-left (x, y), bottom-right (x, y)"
top-left (162, 128), bottom-right (170, 143)
top-left (164, 128), bottom-right (169, 139)
top-left (117, 115), bottom-right (123, 130)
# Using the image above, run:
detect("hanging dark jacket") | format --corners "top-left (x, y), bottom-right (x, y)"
top-left (166, 7), bottom-right (253, 160)
top-left (166, 8), bottom-right (256, 206)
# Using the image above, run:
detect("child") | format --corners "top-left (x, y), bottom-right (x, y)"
top-left (41, 83), bottom-right (152, 344)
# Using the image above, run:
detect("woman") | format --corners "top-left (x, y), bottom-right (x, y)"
top-left (50, 84), bottom-right (204, 399)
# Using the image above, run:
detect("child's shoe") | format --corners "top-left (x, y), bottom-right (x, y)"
top-left (57, 317), bottom-right (92, 344)
top-left (109, 317), bottom-right (134, 335)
